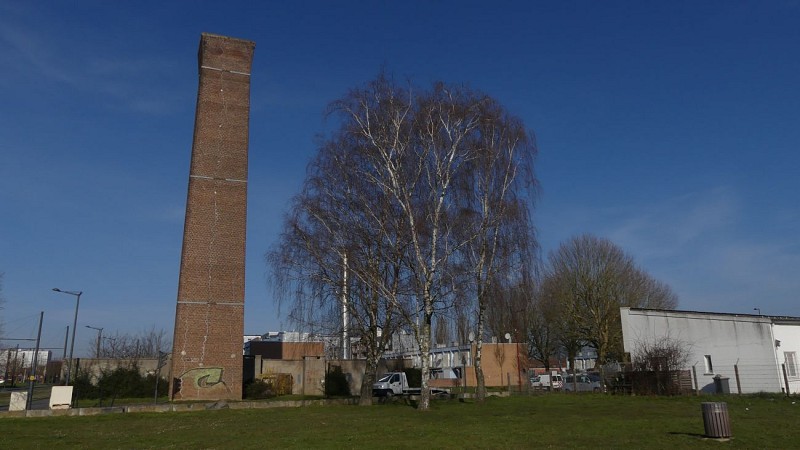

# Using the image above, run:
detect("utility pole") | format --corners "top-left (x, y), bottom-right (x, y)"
top-left (26, 311), bottom-right (44, 410)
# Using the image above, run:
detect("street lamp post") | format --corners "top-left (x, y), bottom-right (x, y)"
top-left (86, 325), bottom-right (103, 358)
top-left (53, 288), bottom-right (82, 384)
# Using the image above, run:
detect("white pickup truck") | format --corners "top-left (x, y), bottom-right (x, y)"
top-left (372, 372), bottom-right (450, 398)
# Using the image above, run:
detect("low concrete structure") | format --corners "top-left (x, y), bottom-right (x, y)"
top-left (9, 392), bottom-right (27, 411)
top-left (49, 386), bottom-right (73, 409)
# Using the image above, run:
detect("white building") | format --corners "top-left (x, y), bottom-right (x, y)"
top-left (620, 307), bottom-right (800, 394)
top-left (1, 349), bottom-right (52, 382)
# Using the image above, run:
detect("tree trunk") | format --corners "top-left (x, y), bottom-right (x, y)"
top-left (475, 307), bottom-right (487, 402)
top-left (359, 356), bottom-right (378, 405)
top-left (418, 308), bottom-right (433, 410)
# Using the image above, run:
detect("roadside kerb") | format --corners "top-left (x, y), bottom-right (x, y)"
top-left (0, 398), bottom-right (358, 419)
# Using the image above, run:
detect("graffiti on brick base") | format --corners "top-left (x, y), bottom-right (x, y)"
top-left (174, 367), bottom-right (231, 396)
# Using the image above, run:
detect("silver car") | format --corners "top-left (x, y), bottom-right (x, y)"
top-left (563, 374), bottom-right (602, 392)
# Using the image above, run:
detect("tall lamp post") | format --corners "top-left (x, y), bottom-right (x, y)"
top-left (86, 325), bottom-right (103, 358)
top-left (53, 288), bottom-right (82, 384)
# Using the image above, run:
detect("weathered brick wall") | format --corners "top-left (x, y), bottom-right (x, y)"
top-left (170, 33), bottom-right (255, 401)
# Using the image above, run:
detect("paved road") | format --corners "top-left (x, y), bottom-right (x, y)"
top-left (0, 385), bottom-right (52, 411)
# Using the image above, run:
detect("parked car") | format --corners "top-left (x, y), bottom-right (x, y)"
top-left (587, 372), bottom-right (602, 383)
top-left (563, 374), bottom-right (602, 392)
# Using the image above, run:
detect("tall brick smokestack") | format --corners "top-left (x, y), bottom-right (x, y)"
top-left (170, 33), bottom-right (255, 401)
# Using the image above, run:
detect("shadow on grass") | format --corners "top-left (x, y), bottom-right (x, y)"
top-left (668, 431), bottom-right (706, 438)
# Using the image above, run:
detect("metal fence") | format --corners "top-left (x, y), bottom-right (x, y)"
top-left (0, 384), bottom-right (52, 412)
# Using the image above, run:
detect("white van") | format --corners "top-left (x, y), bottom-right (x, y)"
top-left (531, 372), bottom-right (564, 390)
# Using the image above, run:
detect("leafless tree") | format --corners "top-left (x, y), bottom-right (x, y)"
top-left (268, 100), bottom-right (404, 405)
top-left (100, 327), bottom-right (170, 361)
top-left (630, 335), bottom-right (691, 395)
top-left (433, 317), bottom-right (451, 346)
top-left (454, 307), bottom-right (472, 346)
top-left (485, 278), bottom-right (535, 345)
top-left (270, 74), bottom-right (538, 410)
top-left (527, 276), bottom-right (561, 371)
top-left (493, 344), bottom-right (507, 387)
top-left (335, 78), bottom-right (486, 410)
top-left (545, 234), bottom-right (678, 366)
top-left (632, 335), bottom-right (690, 372)
top-left (451, 95), bottom-right (538, 402)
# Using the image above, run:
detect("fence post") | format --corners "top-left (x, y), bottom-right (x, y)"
top-left (782, 364), bottom-right (791, 397)
top-left (692, 365), bottom-right (699, 396)
top-left (734, 364), bottom-right (742, 394)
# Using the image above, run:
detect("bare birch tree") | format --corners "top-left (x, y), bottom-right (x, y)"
top-left (338, 79), bottom-right (484, 410)
top-left (270, 74), bottom-right (538, 410)
top-left (453, 98), bottom-right (538, 402)
top-left (268, 109), bottom-right (404, 405)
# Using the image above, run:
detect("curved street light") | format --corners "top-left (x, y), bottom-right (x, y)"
top-left (53, 288), bottom-right (82, 384)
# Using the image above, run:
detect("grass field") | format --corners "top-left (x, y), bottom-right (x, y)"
top-left (3, 393), bottom-right (798, 448)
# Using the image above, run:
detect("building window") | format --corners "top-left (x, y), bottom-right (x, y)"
top-left (785, 352), bottom-right (798, 377)
top-left (704, 355), bottom-right (714, 374)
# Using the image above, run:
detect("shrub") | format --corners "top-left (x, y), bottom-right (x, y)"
top-left (72, 368), bottom-right (98, 399)
top-left (325, 366), bottom-right (351, 397)
top-left (244, 379), bottom-right (273, 399)
top-left (75, 364), bottom-right (167, 400)
top-left (98, 367), bottom-right (148, 398)
top-left (256, 372), bottom-right (293, 397)
top-left (404, 368), bottom-right (422, 388)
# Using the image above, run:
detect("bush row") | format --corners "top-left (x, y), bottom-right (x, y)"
top-left (73, 366), bottom-right (167, 399)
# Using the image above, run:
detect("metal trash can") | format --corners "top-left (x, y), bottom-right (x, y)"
top-left (701, 402), bottom-right (732, 438)
top-left (713, 375), bottom-right (730, 394)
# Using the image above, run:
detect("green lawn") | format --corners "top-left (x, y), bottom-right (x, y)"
top-left (3, 393), bottom-right (798, 448)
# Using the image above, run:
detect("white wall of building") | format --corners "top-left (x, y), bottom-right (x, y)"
top-left (1, 349), bottom-right (51, 369)
top-left (620, 308), bottom-right (785, 394)
top-left (773, 321), bottom-right (800, 394)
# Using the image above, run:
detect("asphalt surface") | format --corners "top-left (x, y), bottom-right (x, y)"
top-left (0, 385), bottom-right (52, 411)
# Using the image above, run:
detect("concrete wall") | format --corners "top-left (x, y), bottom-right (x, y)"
top-left (620, 308), bottom-right (784, 393)
top-left (773, 322), bottom-right (800, 394)
top-left (254, 358), bottom-right (409, 396)
top-left (257, 357), bottom-right (326, 396)
top-left (75, 358), bottom-right (168, 382)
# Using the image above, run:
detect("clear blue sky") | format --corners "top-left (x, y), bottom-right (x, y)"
top-left (1, 1), bottom-right (798, 357)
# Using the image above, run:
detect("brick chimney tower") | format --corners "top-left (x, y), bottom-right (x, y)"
top-left (170, 33), bottom-right (255, 401)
